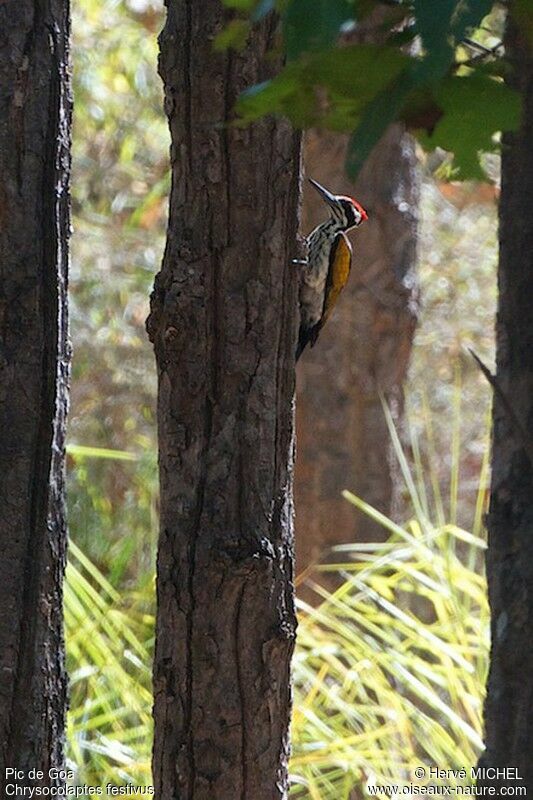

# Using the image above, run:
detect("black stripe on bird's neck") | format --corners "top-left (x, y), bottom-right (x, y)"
top-left (327, 213), bottom-right (349, 233)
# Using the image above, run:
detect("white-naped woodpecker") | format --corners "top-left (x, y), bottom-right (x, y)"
top-left (296, 178), bottom-right (368, 361)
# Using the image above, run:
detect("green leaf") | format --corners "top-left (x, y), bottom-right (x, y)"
top-left (237, 69), bottom-right (318, 128)
top-left (311, 44), bottom-right (408, 98)
top-left (282, 0), bottom-right (354, 61)
top-left (237, 45), bottom-right (408, 131)
top-left (414, 0), bottom-right (456, 77)
top-left (346, 68), bottom-right (415, 178)
top-left (214, 19), bottom-right (251, 51)
top-left (222, 0), bottom-right (257, 9)
top-left (418, 74), bottom-right (522, 179)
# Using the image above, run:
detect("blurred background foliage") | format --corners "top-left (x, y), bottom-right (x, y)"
top-left (68, 0), bottom-right (496, 793)
top-left (70, 0), bottom-right (165, 581)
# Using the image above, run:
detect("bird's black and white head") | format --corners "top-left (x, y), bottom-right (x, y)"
top-left (309, 178), bottom-right (368, 232)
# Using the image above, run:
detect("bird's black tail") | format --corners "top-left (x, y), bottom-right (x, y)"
top-left (295, 340), bottom-right (306, 361)
top-left (295, 325), bottom-right (319, 361)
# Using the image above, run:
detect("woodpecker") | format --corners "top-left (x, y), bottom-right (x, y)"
top-left (296, 178), bottom-right (368, 360)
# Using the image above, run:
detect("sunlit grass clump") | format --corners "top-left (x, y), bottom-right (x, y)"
top-left (290, 391), bottom-right (490, 798)
top-left (66, 540), bottom-right (154, 786)
top-left (291, 506), bottom-right (488, 798)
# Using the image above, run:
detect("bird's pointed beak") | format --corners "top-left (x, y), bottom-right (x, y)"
top-left (308, 178), bottom-right (339, 211)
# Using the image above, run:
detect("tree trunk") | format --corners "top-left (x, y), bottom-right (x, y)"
top-left (296, 125), bottom-right (419, 571)
top-left (478, 18), bottom-right (533, 791)
top-left (0, 0), bottom-right (71, 786)
top-left (147, 3), bottom-right (300, 798)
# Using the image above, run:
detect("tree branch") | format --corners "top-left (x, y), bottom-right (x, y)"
top-left (469, 348), bottom-right (533, 468)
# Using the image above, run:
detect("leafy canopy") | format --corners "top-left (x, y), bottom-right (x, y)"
top-left (220, 0), bottom-right (525, 180)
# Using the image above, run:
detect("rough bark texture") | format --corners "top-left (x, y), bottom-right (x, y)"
top-left (478, 20), bottom-right (533, 791)
top-left (0, 0), bottom-right (71, 786)
top-left (295, 125), bottom-right (419, 571)
top-left (147, 3), bottom-right (301, 798)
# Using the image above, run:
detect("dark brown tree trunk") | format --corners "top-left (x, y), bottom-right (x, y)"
top-left (0, 0), bottom-right (71, 787)
top-left (478, 18), bottom-right (533, 792)
top-left (147, 2), bottom-right (300, 798)
top-left (296, 125), bottom-right (419, 572)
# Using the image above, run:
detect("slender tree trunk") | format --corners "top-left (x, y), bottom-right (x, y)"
top-left (296, 124), bottom-right (419, 571)
top-left (0, 0), bottom-right (71, 786)
top-left (147, 3), bottom-right (300, 797)
top-left (479, 18), bottom-right (533, 791)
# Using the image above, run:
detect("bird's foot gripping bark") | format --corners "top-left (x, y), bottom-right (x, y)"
top-left (292, 233), bottom-right (308, 269)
